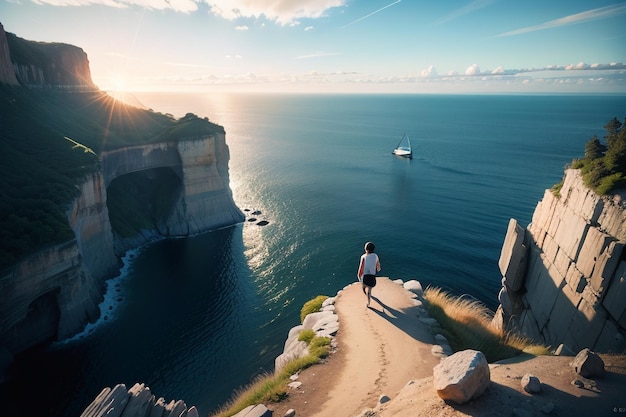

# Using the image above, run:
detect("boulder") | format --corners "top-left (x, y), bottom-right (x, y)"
top-left (433, 350), bottom-right (490, 404)
top-left (572, 348), bottom-right (605, 377)
top-left (232, 404), bottom-right (272, 417)
top-left (403, 280), bottom-right (423, 294)
top-left (80, 384), bottom-right (131, 417)
top-left (521, 374), bottom-right (542, 393)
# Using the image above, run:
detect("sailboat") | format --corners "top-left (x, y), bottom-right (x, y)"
top-left (392, 133), bottom-right (412, 158)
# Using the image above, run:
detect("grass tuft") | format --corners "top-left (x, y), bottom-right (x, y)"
top-left (210, 298), bottom-right (332, 417)
top-left (300, 295), bottom-right (329, 323)
top-left (423, 286), bottom-right (549, 362)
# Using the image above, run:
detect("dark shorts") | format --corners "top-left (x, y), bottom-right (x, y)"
top-left (363, 274), bottom-right (376, 288)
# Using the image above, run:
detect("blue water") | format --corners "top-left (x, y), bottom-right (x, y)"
top-left (1, 94), bottom-right (624, 417)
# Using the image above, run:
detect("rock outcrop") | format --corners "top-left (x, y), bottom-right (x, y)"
top-left (0, 135), bottom-right (243, 375)
top-left (495, 169), bottom-right (626, 353)
top-left (0, 23), bottom-right (244, 378)
top-left (102, 135), bottom-right (244, 253)
top-left (0, 23), bottom-right (19, 86)
top-left (1, 23), bottom-right (96, 90)
top-left (80, 383), bottom-right (199, 417)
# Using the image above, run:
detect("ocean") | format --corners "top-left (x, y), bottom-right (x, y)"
top-left (1, 94), bottom-right (624, 417)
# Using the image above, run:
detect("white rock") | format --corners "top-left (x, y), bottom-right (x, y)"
top-left (287, 381), bottom-right (302, 389)
top-left (403, 280), bottom-right (423, 293)
top-left (433, 349), bottom-right (491, 404)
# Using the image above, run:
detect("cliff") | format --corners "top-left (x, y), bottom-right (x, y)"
top-left (3, 24), bottom-right (96, 90)
top-left (101, 134), bottom-right (244, 253)
top-left (0, 23), bottom-right (18, 86)
top-left (0, 23), bottom-right (243, 379)
top-left (496, 169), bottom-right (626, 353)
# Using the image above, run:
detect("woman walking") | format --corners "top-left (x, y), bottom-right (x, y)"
top-left (357, 241), bottom-right (381, 307)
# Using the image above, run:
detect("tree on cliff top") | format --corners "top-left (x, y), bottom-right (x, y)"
top-left (574, 116), bottom-right (626, 195)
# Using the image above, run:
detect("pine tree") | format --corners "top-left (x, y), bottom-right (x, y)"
top-left (584, 135), bottom-right (605, 160)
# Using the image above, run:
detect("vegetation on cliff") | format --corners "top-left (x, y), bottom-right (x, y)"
top-left (555, 116), bottom-right (626, 196)
top-left (210, 297), bottom-right (332, 417)
top-left (423, 287), bottom-right (549, 362)
top-left (0, 84), bottom-right (223, 270)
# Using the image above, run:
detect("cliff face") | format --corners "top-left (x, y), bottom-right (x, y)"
top-left (496, 169), bottom-right (626, 353)
top-left (0, 23), bottom-right (96, 89)
top-left (101, 134), bottom-right (244, 252)
top-left (0, 135), bottom-right (243, 372)
top-left (0, 23), bottom-right (243, 375)
top-left (0, 23), bottom-right (19, 86)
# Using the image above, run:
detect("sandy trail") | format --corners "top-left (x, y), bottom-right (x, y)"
top-left (309, 277), bottom-right (441, 417)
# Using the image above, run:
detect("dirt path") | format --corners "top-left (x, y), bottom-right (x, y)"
top-left (307, 277), bottom-right (440, 416)
top-left (268, 277), bottom-right (626, 417)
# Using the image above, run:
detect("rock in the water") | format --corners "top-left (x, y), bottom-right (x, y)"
top-left (572, 348), bottom-right (605, 378)
top-left (433, 349), bottom-right (491, 404)
top-left (521, 374), bottom-right (542, 393)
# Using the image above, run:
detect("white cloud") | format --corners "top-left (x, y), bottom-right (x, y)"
top-left (465, 64), bottom-right (480, 76)
top-left (29, 0), bottom-right (347, 21)
top-left (438, 0), bottom-right (495, 24)
top-left (304, 26), bottom-right (314, 31)
top-left (496, 3), bottom-right (626, 37)
top-left (491, 66), bottom-right (504, 74)
top-left (420, 65), bottom-right (438, 78)
top-left (33, 0), bottom-right (199, 12)
top-left (235, 25), bottom-right (249, 30)
top-left (208, 0), bottom-right (347, 25)
top-left (566, 62), bottom-right (589, 70)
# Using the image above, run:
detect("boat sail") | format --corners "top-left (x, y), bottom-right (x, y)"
top-left (392, 133), bottom-right (412, 158)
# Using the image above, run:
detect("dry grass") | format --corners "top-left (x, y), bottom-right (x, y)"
top-left (423, 286), bottom-right (549, 362)
top-left (210, 295), bottom-right (332, 417)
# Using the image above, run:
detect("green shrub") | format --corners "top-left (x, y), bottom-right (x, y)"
top-left (210, 305), bottom-right (334, 417)
top-left (557, 116), bottom-right (626, 196)
top-left (300, 295), bottom-right (329, 323)
top-left (298, 329), bottom-right (316, 343)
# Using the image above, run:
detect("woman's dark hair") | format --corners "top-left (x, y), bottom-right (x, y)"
top-left (365, 241), bottom-right (375, 252)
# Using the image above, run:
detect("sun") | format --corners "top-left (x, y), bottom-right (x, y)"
top-left (108, 75), bottom-right (130, 92)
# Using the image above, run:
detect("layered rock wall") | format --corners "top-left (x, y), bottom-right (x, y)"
top-left (101, 133), bottom-right (244, 251)
top-left (0, 22), bottom-right (96, 90)
top-left (1, 136), bottom-right (243, 367)
top-left (0, 23), bottom-right (19, 86)
top-left (0, 173), bottom-right (118, 361)
top-left (497, 169), bottom-right (626, 353)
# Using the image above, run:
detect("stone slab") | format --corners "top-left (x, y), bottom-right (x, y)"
top-left (498, 218), bottom-right (528, 291)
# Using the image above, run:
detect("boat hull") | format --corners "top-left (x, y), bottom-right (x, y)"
top-left (392, 149), bottom-right (412, 158)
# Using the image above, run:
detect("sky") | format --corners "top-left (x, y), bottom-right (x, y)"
top-left (1, 0), bottom-right (625, 93)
